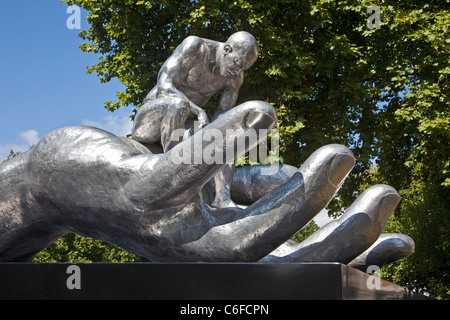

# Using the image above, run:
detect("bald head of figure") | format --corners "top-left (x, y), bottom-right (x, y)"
top-left (217, 31), bottom-right (259, 77)
top-left (226, 31), bottom-right (259, 69)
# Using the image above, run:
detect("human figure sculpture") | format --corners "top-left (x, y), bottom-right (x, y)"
top-left (0, 32), bottom-right (415, 269)
top-left (132, 31), bottom-right (259, 208)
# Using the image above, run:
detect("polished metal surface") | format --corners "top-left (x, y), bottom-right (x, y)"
top-left (262, 184), bottom-right (403, 263)
top-left (348, 233), bottom-right (415, 271)
top-left (0, 32), bottom-right (414, 268)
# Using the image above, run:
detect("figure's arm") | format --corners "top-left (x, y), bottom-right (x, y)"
top-left (155, 36), bottom-right (200, 99)
top-left (211, 75), bottom-right (244, 123)
top-left (218, 74), bottom-right (244, 112)
top-left (155, 36), bottom-right (209, 126)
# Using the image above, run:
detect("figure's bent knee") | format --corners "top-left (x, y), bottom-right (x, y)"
top-left (132, 97), bottom-right (191, 144)
top-left (172, 98), bottom-right (191, 120)
top-left (132, 102), bottom-right (164, 144)
top-left (171, 96), bottom-right (190, 109)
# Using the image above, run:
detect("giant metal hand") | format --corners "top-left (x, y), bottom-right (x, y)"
top-left (0, 101), bottom-right (414, 269)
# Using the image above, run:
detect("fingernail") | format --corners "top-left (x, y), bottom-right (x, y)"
top-left (328, 152), bottom-right (356, 187)
top-left (242, 101), bottom-right (277, 131)
top-left (245, 110), bottom-right (276, 131)
top-left (379, 189), bottom-right (401, 222)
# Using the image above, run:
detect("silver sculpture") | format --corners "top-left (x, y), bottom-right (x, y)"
top-left (132, 31), bottom-right (259, 208)
top-left (0, 32), bottom-right (414, 269)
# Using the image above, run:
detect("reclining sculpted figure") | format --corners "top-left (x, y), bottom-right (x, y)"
top-left (0, 32), bottom-right (414, 269)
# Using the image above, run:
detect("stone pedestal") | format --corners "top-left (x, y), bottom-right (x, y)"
top-left (0, 262), bottom-right (427, 300)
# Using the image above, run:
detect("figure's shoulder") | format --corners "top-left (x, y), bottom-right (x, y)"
top-left (179, 35), bottom-right (204, 53)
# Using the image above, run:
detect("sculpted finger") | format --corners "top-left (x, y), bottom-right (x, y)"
top-left (298, 144), bottom-right (356, 213)
top-left (262, 184), bottom-right (401, 263)
top-left (348, 233), bottom-right (415, 271)
top-left (183, 144), bottom-right (355, 261)
top-left (230, 144), bottom-right (355, 207)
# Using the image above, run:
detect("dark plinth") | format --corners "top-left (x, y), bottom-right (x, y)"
top-left (0, 262), bottom-right (426, 300)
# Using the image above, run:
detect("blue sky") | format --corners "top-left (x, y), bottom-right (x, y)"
top-left (0, 1), bottom-right (133, 160)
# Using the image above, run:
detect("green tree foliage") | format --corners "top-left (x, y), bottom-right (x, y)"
top-left (32, 233), bottom-right (149, 263)
top-left (359, 162), bottom-right (450, 299)
top-left (30, 0), bottom-right (450, 297)
top-left (291, 221), bottom-right (320, 243)
top-left (2, 149), bottom-right (21, 163)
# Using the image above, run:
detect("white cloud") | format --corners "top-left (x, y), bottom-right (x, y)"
top-left (82, 114), bottom-right (133, 137)
top-left (20, 129), bottom-right (40, 146)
